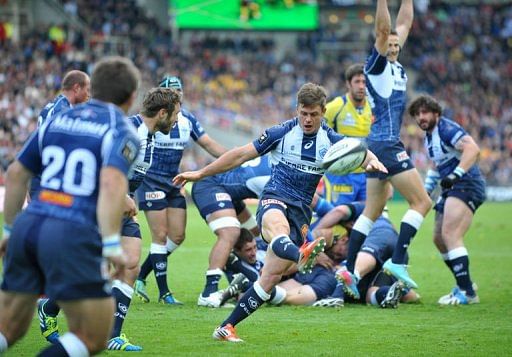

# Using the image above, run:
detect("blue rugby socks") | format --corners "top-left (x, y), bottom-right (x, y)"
top-left (223, 281), bottom-right (270, 327)
top-left (111, 280), bottom-right (133, 338)
top-left (392, 210), bottom-right (424, 264)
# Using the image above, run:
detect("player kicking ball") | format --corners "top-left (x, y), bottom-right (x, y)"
top-left (173, 83), bottom-right (387, 342)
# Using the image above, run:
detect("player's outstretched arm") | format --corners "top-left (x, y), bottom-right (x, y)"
top-left (395, 0), bottom-right (414, 47)
top-left (362, 150), bottom-right (388, 173)
top-left (173, 143), bottom-right (259, 186)
top-left (374, 0), bottom-right (392, 56)
top-left (197, 134), bottom-right (228, 158)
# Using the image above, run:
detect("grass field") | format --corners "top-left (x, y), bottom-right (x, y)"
top-left (2, 201), bottom-right (512, 356)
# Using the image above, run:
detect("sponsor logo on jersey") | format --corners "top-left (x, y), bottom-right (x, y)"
top-left (122, 140), bottom-right (138, 163)
top-left (319, 148), bottom-right (328, 159)
top-left (396, 151), bottom-right (409, 162)
top-left (333, 184), bottom-right (353, 193)
top-left (145, 191), bottom-right (165, 200)
top-left (39, 189), bottom-right (73, 207)
top-left (215, 193), bottom-right (231, 201)
top-left (280, 158), bottom-right (323, 174)
top-left (261, 198), bottom-right (287, 209)
top-left (258, 131), bottom-right (269, 144)
top-left (304, 141), bottom-right (314, 149)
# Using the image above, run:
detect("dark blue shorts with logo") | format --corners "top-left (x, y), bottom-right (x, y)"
top-left (366, 140), bottom-right (414, 179)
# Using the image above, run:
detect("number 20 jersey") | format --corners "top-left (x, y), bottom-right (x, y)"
top-left (17, 99), bottom-right (140, 226)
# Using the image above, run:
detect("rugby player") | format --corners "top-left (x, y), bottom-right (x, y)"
top-left (0, 56), bottom-right (140, 355)
top-left (134, 76), bottom-right (226, 305)
top-left (173, 82), bottom-right (387, 342)
top-left (409, 94), bottom-right (485, 305)
top-left (340, 0), bottom-right (432, 297)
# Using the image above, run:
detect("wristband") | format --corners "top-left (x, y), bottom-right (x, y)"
top-left (2, 224), bottom-right (12, 239)
top-left (102, 233), bottom-right (122, 257)
top-left (453, 166), bottom-right (465, 177)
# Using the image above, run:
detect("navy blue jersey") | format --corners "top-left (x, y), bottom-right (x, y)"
top-left (19, 99), bottom-right (139, 226)
top-left (425, 117), bottom-right (484, 180)
top-left (144, 108), bottom-right (205, 188)
top-left (214, 155), bottom-right (271, 199)
top-left (128, 114), bottom-right (154, 193)
top-left (365, 47), bottom-right (407, 142)
top-left (253, 118), bottom-right (344, 205)
top-left (37, 94), bottom-right (72, 127)
top-left (31, 94), bottom-right (73, 197)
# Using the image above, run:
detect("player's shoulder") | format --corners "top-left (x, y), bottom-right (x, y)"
top-left (438, 116), bottom-right (466, 135)
top-left (128, 114), bottom-right (143, 128)
top-left (179, 107), bottom-right (197, 121)
top-left (326, 96), bottom-right (344, 110)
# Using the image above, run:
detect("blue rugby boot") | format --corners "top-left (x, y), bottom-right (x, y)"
top-left (134, 279), bottom-right (150, 303)
top-left (107, 333), bottom-right (143, 351)
top-left (383, 259), bottom-right (418, 289)
top-left (159, 292), bottom-right (183, 305)
top-left (438, 287), bottom-right (480, 305)
top-left (335, 267), bottom-right (360, 300)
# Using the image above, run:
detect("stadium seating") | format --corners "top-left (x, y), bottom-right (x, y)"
top-left (0, 1), bottom-right (510, 185)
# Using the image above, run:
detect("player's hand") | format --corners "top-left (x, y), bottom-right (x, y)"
top-left (440, 173), bottom-right (461, 189)
top-left (172, 171), bottom-right (203, 186)
top-left (124, 195), bottom-right (138, 217)
top-left (107, 254), bottom-right (128, 281)
top-left (315, 252), bottom-right (334, 270)
top-left (365, 159), bottom-right (388, 173)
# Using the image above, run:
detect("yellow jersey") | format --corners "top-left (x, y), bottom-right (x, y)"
top-left (324, 94), bottom-right (373, 138)
top-left (324, 95), bottom-right (373, 174)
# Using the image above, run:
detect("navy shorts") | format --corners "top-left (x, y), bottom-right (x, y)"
top-left (435, 177), bottom-right (486, 214)
top-left (136, 176), bottom-right (186, 211)
top-left (191, 178), bottom-right (246, 219)
top-left (121, 216), bottom-right (141, 238)
top-left (1, 212), bottom-right (110, 301)
top-left (360, 222), bottom-right (400, 266)
top-left (256, 194), bottom-right (312, 246)
top-left (366, 140), bottom-right (414, 179)
top-left (293, 265), bottom-right (337, 300)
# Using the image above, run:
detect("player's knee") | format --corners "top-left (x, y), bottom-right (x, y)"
top-left (170, 233), bottom-right (186, 245)
top-left (151, 229), bottom-right (168, 244)
top-left (71, 332), bottom-right (107, 355)
top-left (414, 196), bottom-right (432, 215)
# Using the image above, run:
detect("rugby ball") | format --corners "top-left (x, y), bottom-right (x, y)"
top-left (322, 138), bottom-right (367, 175)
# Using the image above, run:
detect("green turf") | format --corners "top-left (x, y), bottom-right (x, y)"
top-left (2, 201), bottom-right (512, 355)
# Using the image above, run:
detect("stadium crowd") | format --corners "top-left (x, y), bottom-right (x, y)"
top-left (0, 1), bottom-right (510, 185)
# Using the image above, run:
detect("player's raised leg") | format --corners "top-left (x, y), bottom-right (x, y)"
top-left (384, 169), bottom-right (431, 288)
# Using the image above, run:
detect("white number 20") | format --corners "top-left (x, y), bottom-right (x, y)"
top-left (41, 146), bottom-right (97, 196)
